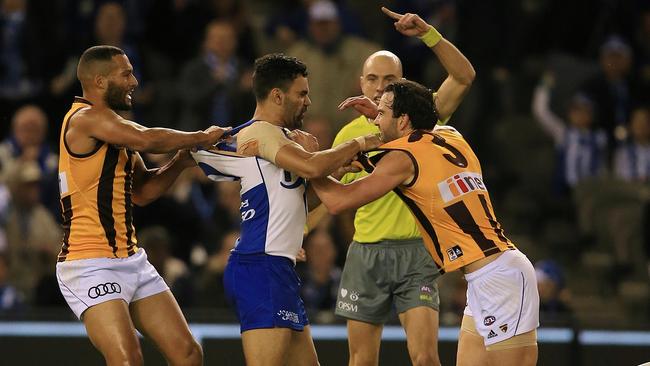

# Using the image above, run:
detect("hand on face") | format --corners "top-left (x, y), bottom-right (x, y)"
top-left (338, 95), bottom-right (379, 119)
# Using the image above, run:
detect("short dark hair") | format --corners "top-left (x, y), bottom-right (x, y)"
top-left (385, 79), bottom-right (438, 130)
top-left (252, 53), bottom-right (308, 101)
top-left (77, 45), bottom-right (125, 80)
top-left (79, 45), bottom-right (125, 69)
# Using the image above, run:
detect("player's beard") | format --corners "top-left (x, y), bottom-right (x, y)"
top-left (104, 81), bottom-right (132, 111)
top-left (293, 106), bottom-right (307, 129)
top-left (380, 120), bottom-right (399, 142)
top-left (285, 102), bottom-right (306, 130)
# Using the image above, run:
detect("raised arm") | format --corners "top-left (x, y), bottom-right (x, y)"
top-left (311, 150), bottom-right (414, 214)
top-left (68, 107), bottom-right (228, 154)
top-left (531, 79), bottom-right (565, 144)
top-left (382, 7), bottom-right (475, 120)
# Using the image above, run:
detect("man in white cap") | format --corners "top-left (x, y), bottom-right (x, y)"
top-left (287, 0), bottom-right (380, 129)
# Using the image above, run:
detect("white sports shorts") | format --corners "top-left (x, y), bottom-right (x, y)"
top-left (56, 248), bottom-right (169, 319)
top-left (463, 249), bottom-right (539, 346)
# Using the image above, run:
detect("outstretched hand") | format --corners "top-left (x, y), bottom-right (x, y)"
top-left (198, 126), bottom-right (232, 150)
top-left (381, 7), bottom-right (432, 37)
top-left (338, 95), bottom-right (379, 119)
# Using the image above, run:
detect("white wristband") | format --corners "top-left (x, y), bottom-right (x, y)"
top-left (354, 136), bottom-right (366, 151)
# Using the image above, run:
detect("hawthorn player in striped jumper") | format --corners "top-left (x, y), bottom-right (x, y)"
top-left (56, 45), bottom-right (228, 366)
top-left (312, 79), bottom-right (540, 366)
top-left (330, 7), bottom-right (475, 366)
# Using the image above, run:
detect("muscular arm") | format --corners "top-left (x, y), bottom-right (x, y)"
top-left (274, 140), bottom-right (364, 179)
top-left (311, 150), bottom-right (414, 214)
top-left (430, 38), bottom-right (476, 121)
top-left (238, 121), bottom-right (379, 179)
top-left (381, 7), bottom-right (475, 121)
top-left (131, 151), bottom-right (196, 206)
top-left (69, 108), bottom-right (221, 154)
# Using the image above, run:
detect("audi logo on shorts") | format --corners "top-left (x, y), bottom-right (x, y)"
top-left (88, 282), bottom-right (122, 299)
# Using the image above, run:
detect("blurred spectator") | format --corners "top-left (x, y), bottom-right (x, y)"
top-left (207, 181), bottom-right (243, 245)
top-left (195, 229), bottom-right (238, 308)
top-left (199, 0), bottom-right (258, 64)
top-left (580, 35), bottom-right (636, 145)
top-left (138, 226), bottom-right (195, 307)
top-left (133, 154), bottom-right (203, 263)
top-left (303, 116), bottom-right (334, 150)
top-left (535, 259), bottom-right (572, 324)
top-left (3, 161), bottom-right (61, 303)
top-left (50, 1), bottom-right (145, 117)
top-left (144, 0), bottom-right (205, 70)
top-left (438, 273), bottom-right (467, 326)
top-left (179, 20), bottom-right (253, 130)
top-left (613, 106), bottom-right (650, 182)
top-left (264, 0), bottom-right (365, 52)
top-left (298, 229), bottom-right (340, 323)
top-left (0, 252), bottom-right (23, 313)
top-left (0, 0), bottom-right (45, 104)
top-left (532, 74), bottom-right (608, 193)
top-left (634, 9), bottom-right (650, 100)
top-left (0, 104), bottom-right (57, 178)
top-left (286, 0), bottom-right (380, 129)
top-left (0, 182), bottom-right (8, 253)
top-left (0, 105), bottom-right (59, 217)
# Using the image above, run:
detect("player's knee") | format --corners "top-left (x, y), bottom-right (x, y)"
top-left (349, 352), bottom-right (379, 366)
top-left (104, 344), bottom-right (143, 366)
top-left (169, 338), bottom-right (203, 366)
top-left (410, 349), bottom-right (440, 366)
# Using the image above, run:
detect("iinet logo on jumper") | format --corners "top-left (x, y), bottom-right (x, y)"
top-left (438, 172), bottom-right (487, 203)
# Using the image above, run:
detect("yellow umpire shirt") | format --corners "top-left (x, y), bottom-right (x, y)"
top-left (332, 115), bottom-right (421, 243)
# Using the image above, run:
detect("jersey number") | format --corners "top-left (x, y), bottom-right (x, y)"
top-left (431, 134), bottom-right (468, 168)
top-left (428, 134), bottom-right (508, 250)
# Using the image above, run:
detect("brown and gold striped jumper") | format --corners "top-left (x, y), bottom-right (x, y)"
top-left (373, 127), bottom-right (515, 274)
top-left (57, 97), bottom-right (138, 262)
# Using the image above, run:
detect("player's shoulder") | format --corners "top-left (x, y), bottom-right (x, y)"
top-left (245, 120), bottom-right (278, 131)
top-left (239, 120), bottom-right (284, 138)
top-left (70, 105), bottom-right (117, 129)
top-left (378, 136), bottom-right (409, 151)
top-left (71, 104), bottom-right (98, 119)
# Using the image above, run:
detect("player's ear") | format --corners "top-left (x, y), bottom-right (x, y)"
top-left (398, 114), bottom-right (410, 130)
top-left (271, 88), bottom-right (283, 105)
top-left (95, 74), bottom-right (107, 90)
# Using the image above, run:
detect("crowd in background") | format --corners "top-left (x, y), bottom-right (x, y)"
top-left (1, 0), bottom-right (649, 328)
